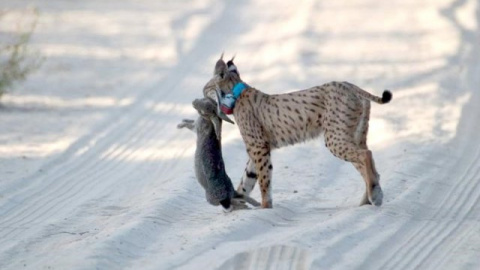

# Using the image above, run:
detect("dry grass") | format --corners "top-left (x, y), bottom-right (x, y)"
top-left (0, 8), bottom-right (42, 99)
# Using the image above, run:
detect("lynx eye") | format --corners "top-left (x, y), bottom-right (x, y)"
top-left (219, 72), bottom-right (225, 79)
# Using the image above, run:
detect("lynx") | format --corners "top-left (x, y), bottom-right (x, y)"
top-left (204, 55), bottom-right (391, 208)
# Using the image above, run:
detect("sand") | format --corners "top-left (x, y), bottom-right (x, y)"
top-left (1, 0), bottom-right (479, 269)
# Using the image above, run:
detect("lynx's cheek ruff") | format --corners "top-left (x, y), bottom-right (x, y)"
top-left (219, 82), bottom-right (248, 115)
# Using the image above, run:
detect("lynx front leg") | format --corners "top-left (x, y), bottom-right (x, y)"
top-left (247, 147), bottom-right (273, 208)
top-left (237, 158), bottom-right (257, 195)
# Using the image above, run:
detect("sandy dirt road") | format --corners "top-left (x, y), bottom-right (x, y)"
top-left (0, 0), bottom-right (479, 269)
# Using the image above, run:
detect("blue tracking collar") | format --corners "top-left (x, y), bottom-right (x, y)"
top-left (232, 82), bottom-right (247, 99)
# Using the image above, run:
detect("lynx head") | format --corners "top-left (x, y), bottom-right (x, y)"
top-left (202, 53), bottom-right (241, 124)
top-left (212, 53), bottom-right (242, 96)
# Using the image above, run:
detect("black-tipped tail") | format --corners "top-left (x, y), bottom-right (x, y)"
top-left (382, 90), bottom-right (392, 104)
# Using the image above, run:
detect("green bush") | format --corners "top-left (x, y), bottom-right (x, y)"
top-left (0, 9), bottom-right (43, 99)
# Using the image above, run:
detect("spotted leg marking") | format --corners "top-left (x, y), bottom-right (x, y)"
top-left (237, 158), bottom-right (257, 195)
top-left (246, 148), bottom-right (273, 209)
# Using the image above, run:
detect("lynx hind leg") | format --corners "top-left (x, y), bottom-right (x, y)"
top-left (324, 129), bottom-right (382, 206)
top-left (353, 113), bottom-right (383, 206)
top-left (353, 160), bottom-right (382, 206)
top-left (177, 119), bottom-right (196, 130)
top-left (352, 152), bottom-right (383, 206)
top-left (365, 150), bottom-right (383, 206)
top-left (237, 158), bottom-right (257, 195)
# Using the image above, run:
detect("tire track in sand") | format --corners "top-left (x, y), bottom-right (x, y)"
top-left (0, 1), bottom-right (248, 268)
top-left (372, 0), bottom-right (480, 268)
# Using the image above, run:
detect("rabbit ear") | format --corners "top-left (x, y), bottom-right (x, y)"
top-left (203, 88), bottom-right (234, 124)
top-left (210, 116), bottom-right (221, 141)
top-left (214, 87), bottom-right (234, 124)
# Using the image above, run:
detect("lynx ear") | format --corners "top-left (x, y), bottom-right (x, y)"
top-left (227, 61), bottom-right (237, 72)
top-left (227, 55), bottom-right (238, 75)
top-left (214, 54), bottom-right (227, 77)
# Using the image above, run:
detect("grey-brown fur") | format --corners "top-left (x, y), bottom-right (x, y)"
top-left (177, 97), bottom-right (260, 211)
top-left (206, 56), bottom-right (391, 208)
